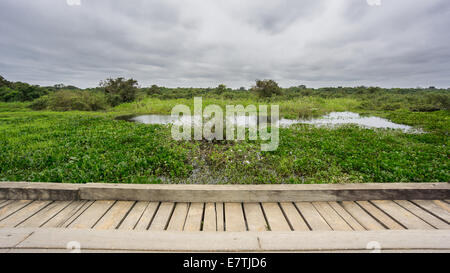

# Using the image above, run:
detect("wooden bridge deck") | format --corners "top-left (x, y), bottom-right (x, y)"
top-left (1, 199), bottom-right (449, 232)
top-left (1, 183), bottom-right (449, 252)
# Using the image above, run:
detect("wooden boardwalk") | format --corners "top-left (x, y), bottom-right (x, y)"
top-left (1, 199), bottom-right (449, 232)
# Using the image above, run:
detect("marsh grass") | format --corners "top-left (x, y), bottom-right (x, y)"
top-left (110, 97), bottom-right (361, 119)
top-left (0, 105), bottom-right (448, 184)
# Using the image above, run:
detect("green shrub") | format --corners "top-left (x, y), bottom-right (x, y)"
top-left (29, 95), bottom-right (50, 110)
top-left (100, 77), bottom-right (138, 106)
top-left (29, 90), bottom-right (108, 111)
top-left (252, 79), bottom-right (283, 98)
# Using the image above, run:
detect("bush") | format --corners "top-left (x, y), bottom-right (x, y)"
top-left (100, 77), bottom-right (138, 106)
top-left (29, 96), bottom-right (50, 110)
top-left (0, 86), bottom-right (20, 102)
top-left (252, 79), bottom-right (282, 98)
top-left (29, 90), bottom-right (108, 111)
top-left (0, 76), bottom-right (49, 102)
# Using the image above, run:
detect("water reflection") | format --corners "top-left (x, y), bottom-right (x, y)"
top-left (126, 112), bottom-right (418, 132)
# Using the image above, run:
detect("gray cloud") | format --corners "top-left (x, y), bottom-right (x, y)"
top-left (0, 0), bottom-right (449, 88)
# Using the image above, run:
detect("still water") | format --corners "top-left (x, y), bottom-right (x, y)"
top-left (127, 112), bottom-right (418, 132)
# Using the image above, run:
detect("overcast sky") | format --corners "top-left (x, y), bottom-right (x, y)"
top-left (1, 0), bottom-right (450, 88)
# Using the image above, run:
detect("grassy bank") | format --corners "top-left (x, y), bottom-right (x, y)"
top-left (111, 97), bottom-right (361, 119)
top-left (0, 102), bottom-right (448, 184)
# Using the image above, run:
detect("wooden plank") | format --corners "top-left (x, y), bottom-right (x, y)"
top-left (312, 202), bottom-right (352, 231)
top-left (295, 202), bottom-right (331, 231)
top-left (340, 201), bottom-right (385, 230)
top-left (166, 203), bottom-right (189, 231)
top-left (68, 200), bottom-right (115, 229)
top-left (394, 200), bottom-right (450, 230)
top-left (328, 202), bottom-right (365, 231)
top-left (0, 200), bottom-right (15, 210)
top-left (371, 200), bottom-right (433, 230)
top-left (118, 201), bottom-right (149, 230)
top-left (148, 202), bottom-right (175, 231)
top-left (13, 229), bottom-right (450, 252)
top-left (94, 201), bottom-right (134, 230)
top-left (134, 202), bottom-right (159, 231)
top-left (243, 203), bottom-right (267, 232)
top-left (79, 182), bottom-right (450, 202)
top-left (17, 201), bottom-right (72, 228)
top-left (203, 203), bottom-right (216, 231)
top-left (0, 200), bottom-right (10, 207)
top-left (216, 203), bottom-right (224, 232)
top-left (0, 201), bottom-right (51, 228)
top-left (184, 203), bottom-right (204, 231)
top-left (356, 201), bottom-right (404, 230)
top-left (434, 200), bottom-right (450, 212)
top-left (42, 201), bottom-right (92, 228)
top-left (225, 203), bottom-right (246, 231)
top-left (280, 202), bottom-right (309, 231)
top-left (261, 203), bottom-right (291, 231)
top-left (0, 200), bottom-right (33, 221)
top-left (411, 200), bottom-right (450, 223)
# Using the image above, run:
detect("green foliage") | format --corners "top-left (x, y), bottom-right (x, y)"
top-left (215, 84), bottom-right (227, 95)
top-left (0, 86), bottom-right (20, 102)
top-left (253, 79), bottom-right (283, 98)
top-left (0, 111), bottom-right (192, 183)
top-left (29, 90), bottom-right (108, 111)
top-left (0, 76), bottom-right (449, 184)
top-left (100, 77), bottom-right (139, 106)
top-left (0, 104), bottom-right (447, 184)
top-left (145, 84), bottom-right (161, 96)
top-left (0, 77), bottom-right (49, 102)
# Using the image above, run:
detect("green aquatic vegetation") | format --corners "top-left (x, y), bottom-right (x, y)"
top-left (0, 105), bottom-right (448, 184)
top-left (0, 111), bottom-right (192, 183)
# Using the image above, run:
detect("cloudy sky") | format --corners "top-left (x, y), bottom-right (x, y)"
top-left (1, 0), bottom-right (450, 88)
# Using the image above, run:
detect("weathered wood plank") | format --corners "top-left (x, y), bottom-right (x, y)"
top-left (295, 202), bottom-right (331, 231)
top-left (94, 201), bottom-right (134, 230)
top-left (328, 202), bottom-right (365, 231)
top-left (434, 200), bottom-right (450, 212)
top-left (68, 200), bottom-right (115, 229)
top-left (184, 203), bottom-right (204, 232)
top-left (356, 201), bottom-right (404, 230)
top-left (340, 201), bottom-right (385, 230)
top-left (166, 203), bottom-right (189, 231)
top-left (79, 182), bottom-right (450, 202)
top-left (411, 200), bottom-right (450, 223)
top-left (261, 203), bottom-right (291, 231)
top-left (203, 203), bottom-right (216, 232)
top-left (134, 202), bottom-right (159, 231)
top-left (0, 201), bottom-right (51, 228)
top-left (312, 202), bottom-right (352, 231)
top-left (11, 229), bottom-right (450, 252)
top-left (243, 203), bottom-right (267, 232)
top-left (118, 201), bottom-right (149, 230)
top-left (0, 200), bottom-right (15, 210)
top-left (371, 200), bottom-right (433, 230)
top-left (42, 201), bottom-right (92, 228)
top-left (148, 202), bottom-right (175, 231)
top-left (17, 201), bottom-right (72, 228)
top-left (394, 200), bottom-right (450, 229)
top-left (279, 202), bottom-right (309, 231)
top-left (225, 203), bottom-right (246, 232)
top-left (216, 203), bottom-right (224, 232)
top-left (0, 200), bottom-right (33, 221)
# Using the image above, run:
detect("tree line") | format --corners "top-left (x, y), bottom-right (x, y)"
top-left (1, 75), bottom-right (448, 112)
